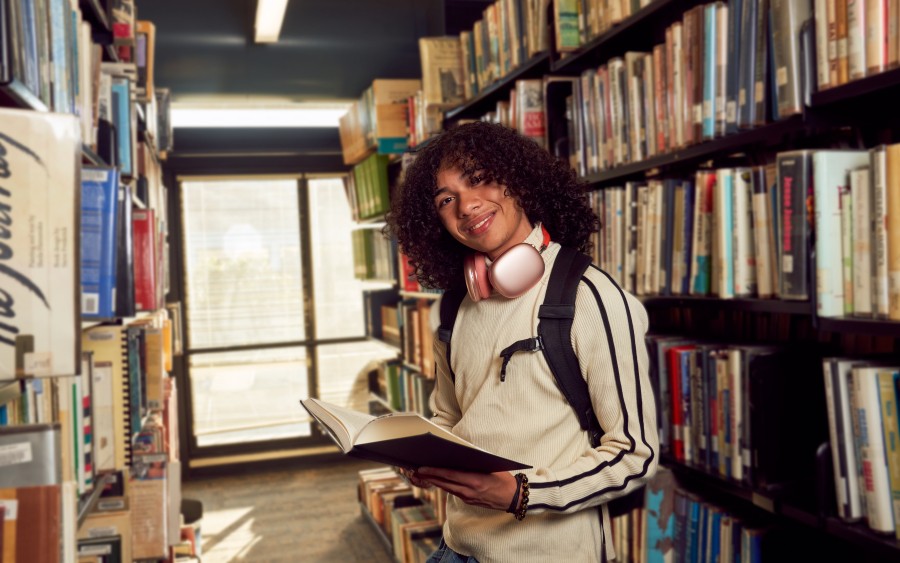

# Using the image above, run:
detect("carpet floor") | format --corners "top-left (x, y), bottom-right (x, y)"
top-left (182, 458), bottom-right (398, 563)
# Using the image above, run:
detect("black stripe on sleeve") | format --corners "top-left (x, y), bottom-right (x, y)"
top-left (530, 270), bottom-right (655, 511)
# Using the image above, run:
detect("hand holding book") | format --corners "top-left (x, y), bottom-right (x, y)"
top-left (300, 398), bottom-right (530, 473)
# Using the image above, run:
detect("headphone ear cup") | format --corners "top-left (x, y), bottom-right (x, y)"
top-left (463, 253), bottom-right (491, 302)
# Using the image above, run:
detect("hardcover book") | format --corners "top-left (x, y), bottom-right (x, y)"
top-left (81, 167), bottom-right (120, 319)
top-left (0, 108), bottom-right (80, 380)
top-left (300, 398), bottom-right (531, 472)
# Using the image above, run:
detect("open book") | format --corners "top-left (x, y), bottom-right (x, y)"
top-left (300, 398), bottom-right (530, 473)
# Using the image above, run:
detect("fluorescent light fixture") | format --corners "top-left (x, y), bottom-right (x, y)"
top-left (171, 106), bottom-right (351, 128)
top-left (255, 0), bottom-right (289, 43)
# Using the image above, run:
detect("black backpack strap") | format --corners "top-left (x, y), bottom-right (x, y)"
top-left (537, 247), bottom-right (603, 447)
top-left (437, 288), bottom-right (466, 383)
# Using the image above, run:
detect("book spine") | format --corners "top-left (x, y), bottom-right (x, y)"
top-left (871, 146), bottom-right (890, 316)
top-left (840, 185), bottom-right (855, 315)
top-left (777, 151), bottom-right (811, 300)
top-left (865, 0), bottom-right (888, 75)
top-left (703, 4), bottom-right (717, 140)
top-left (816, 0), bottom-right (831, 89)
top-left (854, 368), bottom-right (896, 533)
top-left (734, 168), bottom-right (756, 297)
top-left (887, 143), bottom-right (900, 319)
top-left (851, 167), bottom-right (874, 316)
top-left (726, 0), bottom-right (743, 134)
top-left (847, 0), bottom-right (867, 80)
top-left (876, 370), bottom-right (900, 539)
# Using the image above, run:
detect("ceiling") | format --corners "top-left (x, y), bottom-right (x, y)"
top-left (135, 0), bottom-right (490, 104)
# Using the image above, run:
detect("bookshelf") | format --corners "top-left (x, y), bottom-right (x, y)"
top-left (444, 52), bottom-right (552, 122)
top-left (0, 2), bottom-right (183, 560)
top-left (405, 1), bottom-right (900, 560)
top-left (581, 114), bottom-right (808, 187)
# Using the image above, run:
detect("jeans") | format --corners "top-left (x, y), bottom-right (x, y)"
top-left (425, 538), bottom-right (480, 563)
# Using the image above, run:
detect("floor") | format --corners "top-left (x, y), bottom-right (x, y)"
top-left (182, 458), bottom-right (398, 563)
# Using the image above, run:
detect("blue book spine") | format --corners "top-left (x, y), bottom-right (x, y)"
top-left (725, 0), bottom-right (743, 134)
top-left (0, 404), bottom-right (7, 425)
top-left (710, 510), bottom-right (722, 562)
top-left (708, 351), bottom-right (719, 472)
top-left (681, 350), bottom-right (693, 463)
top-left (686, 500), bottom-right (700, 563)
top-left (112, 80), bottom-right (132, 176)
top-left (80, 167), bottom-right (120, 319)
top-left (703, 4), bottom-right (717, 139)
top-left (682, 181), bottom-right (696, 295)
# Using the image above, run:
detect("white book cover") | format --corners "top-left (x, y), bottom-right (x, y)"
top-left (871, 147), bottom-right (889, 317)
top-left (852, 366), bottom-right (897, 534)
top-left (812, 151), bottom-right (869, 317)
top-left (840, 186), bottom-right (854, 315)
top-left (850, 167), bottom-right (874, 316)
top-left (649, 181), bottom-right (663, 295)
top-left (0, 109), bottom-right (80, 380)
top-left (814, 0), bottom-right (830, 89)
top-left (847, 0), bottom-right (867, 80)
top-left (733, 168), bottom-right (757, 297)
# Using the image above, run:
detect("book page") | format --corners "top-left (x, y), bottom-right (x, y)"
top-left (300, 398), bottom-right (374, 452)
top-left (357, 412), bottom-right (479, 450)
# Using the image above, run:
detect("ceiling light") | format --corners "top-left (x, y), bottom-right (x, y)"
top-left (170, 106), bottom-right (352, 128)
top-left (255, 0), bottom-right (289, 43)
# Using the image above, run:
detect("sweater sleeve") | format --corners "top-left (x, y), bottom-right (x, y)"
top-left (526, 267), bottom-right (659, 514)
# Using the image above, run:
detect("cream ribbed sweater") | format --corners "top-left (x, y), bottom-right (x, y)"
top-left (429, 225), bottom-right (659, 563)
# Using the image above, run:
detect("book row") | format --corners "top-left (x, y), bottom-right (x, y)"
top-left (82, 165), bottom-right (168, 320)
top-left (351, 227), bottom-right (397, 283)
top-left (347, 152), bottom-right (393, 222)
top-left (813, 0), bottom-right (900, 90)
top-left (380, 299), bottom-right (437, 378)
top-left (823, 357), bottom-right (900, 538)
top-left (588, 146), bottom-right (900, 321)
top-left (646, 335), bottom-right (825, 492)
top-left (358, 467), bottom-right (448, 563)
top-left (370, 359), bottom-right (436, 419)
top-left (0, 0), bottom-right (171, 157)
top-left (607, 469), bottom-right (784, 563)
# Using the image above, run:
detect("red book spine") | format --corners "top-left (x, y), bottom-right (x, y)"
top-left (668, 347), bottom-right (685, 461)
top-left (133, 209), bottom-right (157, 311)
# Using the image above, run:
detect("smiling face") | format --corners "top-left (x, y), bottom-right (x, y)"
top-left (433, 166), bottom-right (533, 261)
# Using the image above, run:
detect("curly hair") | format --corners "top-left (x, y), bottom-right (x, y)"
top-left (385, 121), bottom-right (598, 290)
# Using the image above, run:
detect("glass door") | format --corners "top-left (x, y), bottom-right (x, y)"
top-left (179, 176), bottom-right (396, 458)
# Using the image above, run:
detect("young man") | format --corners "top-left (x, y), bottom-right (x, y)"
top-left (387, 122), bottom-right (658, 562)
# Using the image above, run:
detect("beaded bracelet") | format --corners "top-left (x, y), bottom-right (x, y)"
top-left (513, 473), bottom-right (529, 521)
top-left (506, 476), bottom-right (522, 514)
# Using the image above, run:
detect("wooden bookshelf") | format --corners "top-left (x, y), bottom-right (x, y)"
top-left (640, 296), bottom-right (813, 315)
top-left (581, 114), bottom-right (807, 187)
top-left (551, 0), bottom-right (709, 76)
top-left (444, 52), bottom-right (551, 122)
top-left (810, 67), bottom-right (900, 110)
top-left (815, 316), bottom-right (900, 336)
top-left (359, 502), bottom-right (399, 563)
top-left (824, 518), bottom-right (900, 560)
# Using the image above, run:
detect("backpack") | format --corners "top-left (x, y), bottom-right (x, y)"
top-left (437, 246), bottom-right (644, 518)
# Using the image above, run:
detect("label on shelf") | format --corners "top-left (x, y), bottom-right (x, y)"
top-left (0, 442), bottom-right (32, 467)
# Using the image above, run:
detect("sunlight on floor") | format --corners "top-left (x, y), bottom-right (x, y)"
top-left (197, 506), bottom-right (259, 562)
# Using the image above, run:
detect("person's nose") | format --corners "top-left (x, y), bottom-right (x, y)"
top-left (457, 189), bottom-right (481, 218)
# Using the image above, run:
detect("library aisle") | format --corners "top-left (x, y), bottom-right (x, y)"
top-left (183, 459), bottom-right (393, 563)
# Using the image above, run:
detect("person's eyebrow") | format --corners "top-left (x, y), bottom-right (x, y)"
top-left (433, 186), bottom-right (448, 198)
